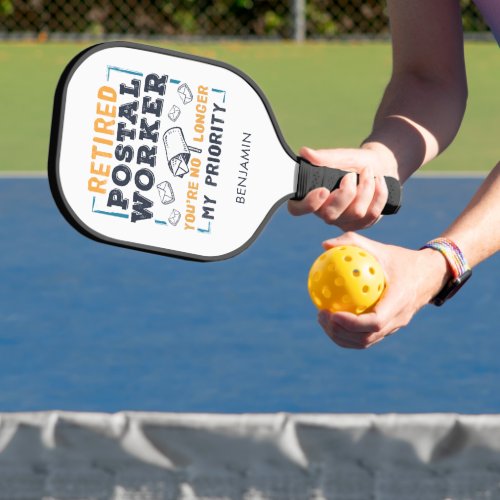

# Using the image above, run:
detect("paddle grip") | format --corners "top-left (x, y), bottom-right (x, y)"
top-left (293, 158), bottom-right (402, 215)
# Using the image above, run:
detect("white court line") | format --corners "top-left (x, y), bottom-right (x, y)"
top-left (0, 171), bottom-right (48, 178)
top-left (414, 170), bottom-right (487, 179)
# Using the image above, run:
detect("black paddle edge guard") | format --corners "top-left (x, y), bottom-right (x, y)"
top-left (293, 158), bottom-right (402, 215)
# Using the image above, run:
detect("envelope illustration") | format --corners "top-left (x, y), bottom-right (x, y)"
top-left (163, 127), bottom-right (192, 178)
top-left (168, 208), bottom-right (181, 226)
top-left (157, 181), bottom-right (175, 205)
top-left (177, 83), bottom-right (193, 105)
top-left (170, 157), bottom-right (189, 178)
top-left (168, 105), bottom-right (181, 122)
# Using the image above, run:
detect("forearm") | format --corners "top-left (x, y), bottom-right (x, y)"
top-left (417, 163), bottom-right (500, 304)
top-left (361, 0), bottom-right (467, 183)
top-left (363, 73), bottom-right (467, 182)
top-left (441, 162), bottom-right (500, 267)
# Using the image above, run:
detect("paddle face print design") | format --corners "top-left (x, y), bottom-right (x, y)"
top-left (49, 42), bottom-right (401, 261)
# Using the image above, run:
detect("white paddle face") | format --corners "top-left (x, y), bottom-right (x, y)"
top-left (50, 42), bottom-right (297, 261)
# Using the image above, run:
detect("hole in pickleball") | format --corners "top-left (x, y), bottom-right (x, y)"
top-left (352, 269), bottom-right (360, 277)
top-left (334, 277), bottom-right (344, 287)
top-left (359, 251), bottom-right (367, 257)
top-left (342, 295), bottom-right (351, 304)
top-left (362, 285), bottom-right (369, 293)
top-left (378, 284), bottom-right (382, 291)
top-left (322, 286), bottom-right (332, 299)
top-left (356, 306), bottom-right (366, 314)
top-left (313, 271), bottom-right (321, 282)
top-left (313, 294), bottom-right (322, 307)
top-left (344, 256), bottom-right (352, 262)
top-left (369, 267), bottom-right (376, 275)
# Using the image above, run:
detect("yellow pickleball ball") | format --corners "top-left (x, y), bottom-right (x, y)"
top-left (308, 245), bottom-right (385, 314)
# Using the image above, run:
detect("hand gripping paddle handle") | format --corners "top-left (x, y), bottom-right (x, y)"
top-left (293, 158), bottom-right (402, 215)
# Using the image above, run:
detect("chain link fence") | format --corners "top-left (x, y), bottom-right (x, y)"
top-left (0, 0), bottom-right (491, 40)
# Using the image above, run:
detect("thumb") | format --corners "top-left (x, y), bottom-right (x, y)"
top-left (298, 146), bottom-right (322, 164)
top-left (322, 231), bottom-right (370, 250)
top-left (299, 147), bottom-right (365, 170)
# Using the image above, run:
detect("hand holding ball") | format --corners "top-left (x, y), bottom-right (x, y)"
top-left (308, 245), bottom-right (385, 314)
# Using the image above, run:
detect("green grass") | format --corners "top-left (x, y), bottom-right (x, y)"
top-left (0, 40), bottom-right (497, 172)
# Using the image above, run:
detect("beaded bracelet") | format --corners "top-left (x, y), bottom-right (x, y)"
top-left (421, 237), bottom-right (472, 306)
top-left (421, 238), bottom-right (470, 278)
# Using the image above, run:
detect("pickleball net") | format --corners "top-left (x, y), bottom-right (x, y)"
top-left (1, 412), bottom-right (500, 499)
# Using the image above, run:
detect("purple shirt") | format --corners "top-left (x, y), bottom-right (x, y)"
top-left (474, 0), bottom-right (500, 44)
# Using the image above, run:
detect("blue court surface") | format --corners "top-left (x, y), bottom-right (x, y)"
top-left (0, 176), bottom-right (498, 413)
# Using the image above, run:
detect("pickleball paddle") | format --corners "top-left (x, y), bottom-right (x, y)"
top-left (48, 41), bottom-right (401, 261)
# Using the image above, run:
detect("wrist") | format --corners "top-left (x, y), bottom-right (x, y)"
top-left (418, 248), bottom-right (453, 303)
top-left (361, 141), bottom-right (399, 178)
top-left (420, 238), bottom-right (472, 306)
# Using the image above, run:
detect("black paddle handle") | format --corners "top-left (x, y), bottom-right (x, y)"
top-left (293, 158), bottom-right (402, 215)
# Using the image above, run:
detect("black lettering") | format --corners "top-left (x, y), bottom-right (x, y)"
top-left (206, 163), bottom-right (219, 176)
top-left (211, 113), bottom-right (224, 126)
top-left (134, 168), bottom-right (155, 191)
top-left (213, 102), bottom-right (226, 114)
top-left (117, 122), bottom-right (136, 142)
top-left (120, 79), bottom-right (140, 98)
top-left (139, 118), bottom-right (160, 143)
top-left (115, 144), bottom-right (134, 163)
top-left (107, 189), bottom-right (129, 210)
top-left (202, 205), bottom-right (215, 220)
top-left (131, 191), bottom-right (153, 222)
top-left (142, 96), bottom-right (164, 117)
top-left (144, 73), bottom-right (167, 96)
top-left (241, 148), bottom-right (250, 162)
top-left (208, 144), bottom-right (221, 157)
top-left (209, 132), bottom-right (222, 145)
top-left (205, 175), bottom-right (217, 187)
top-left (118, 101), bottom-right (139, 125)
top-left (137, 146), bottom-right (157, 167)
top-left (112, 165), bottom-right (131, 187)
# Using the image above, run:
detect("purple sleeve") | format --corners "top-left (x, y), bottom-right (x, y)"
top-left (473, 0), bottom-right (500, 45)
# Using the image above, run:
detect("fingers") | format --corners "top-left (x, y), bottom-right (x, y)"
top-left (322, 231), bottom-right (377, 252)
top-left (367, 174), bottom-right (389, 220)
top-left (348, 164), bottom-right (376, 219)
top-left (315, 172), bottom-right (358, 223)
top-left (288, 147), bottom-right (389, 230)
top-left (336, 174), bottom-right (388, 231)
top-left (327, 168), bottom-right (387, 231)
top-left (288, 187), bottom-right (330, 216)
top-left (317, 277), bottom-right (410, 349)
top-left (318, 307), bottom-right (398, 350)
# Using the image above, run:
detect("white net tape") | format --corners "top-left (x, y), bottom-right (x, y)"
top-left (0, 412), bottom-right (500, 499)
